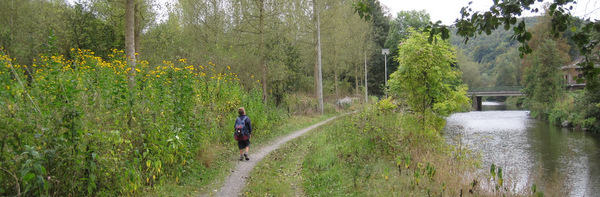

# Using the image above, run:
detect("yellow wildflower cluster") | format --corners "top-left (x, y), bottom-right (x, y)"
top-left (2, 48), bottom-right (245, 98)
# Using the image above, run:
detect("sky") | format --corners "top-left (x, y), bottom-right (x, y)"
top-left (378, 0), bottom-right (600, 25)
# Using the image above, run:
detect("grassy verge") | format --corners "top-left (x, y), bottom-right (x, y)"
top-left (141, 113), bottom-right (337, 196)
top-left (245, 107), bottom-right (490, 196)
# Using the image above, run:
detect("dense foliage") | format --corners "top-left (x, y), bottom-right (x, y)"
top-left (0, 49), bottom-right (282, 196)
top-left (1, 0), bottom-right (384, 104)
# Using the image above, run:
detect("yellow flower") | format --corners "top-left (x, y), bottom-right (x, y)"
top-left (227, 66), bottom-right (231, 70)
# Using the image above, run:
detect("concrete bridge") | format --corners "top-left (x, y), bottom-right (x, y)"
top-left (467, 86), bottom-right (524, 111)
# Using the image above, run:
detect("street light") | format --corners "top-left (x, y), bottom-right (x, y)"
top-left (382, 48), bottom-right (389, 97)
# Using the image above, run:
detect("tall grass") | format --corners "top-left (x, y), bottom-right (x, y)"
top-left (0, 49), bottom-right (283, 196)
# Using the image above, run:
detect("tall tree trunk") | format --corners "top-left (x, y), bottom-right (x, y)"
top-left (314, 36), bottom-right (319, 98)
top-left (134, 1), bottom-right (140, 60)
top-left (126, 0), bottom-right (136, 128)
top-left (333, 49), bottom-right (339, 99)
top-left (126, 0), bottom-right (136, 89)
top-left (259, 0), bottom-right (267, 103)
top-left (314, 0), bottom-right (323, 114)
top-left (8, 0), bottom-right (14, 56)
top-left (355, 63), bottom-right (359, 95)
top-left (334, 67), bottom-right (339, 98)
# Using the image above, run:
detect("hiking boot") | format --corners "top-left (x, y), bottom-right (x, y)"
top-left (244, 153), bottom-right (249, 161)
top-left (239, 155), bottom-right (244, 161)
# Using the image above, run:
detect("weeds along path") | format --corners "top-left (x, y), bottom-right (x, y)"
top-left (214, 115), bottom-right (341, 197)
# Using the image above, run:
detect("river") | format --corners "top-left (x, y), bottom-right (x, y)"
top-left (443, 101), bottom-right (600, 196)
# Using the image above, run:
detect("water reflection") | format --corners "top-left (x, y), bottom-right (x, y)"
top-left (444, 102), bottom-right (600, 196)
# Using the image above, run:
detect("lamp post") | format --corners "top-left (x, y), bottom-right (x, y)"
top-left (382, 48), bottom-right (389, 97)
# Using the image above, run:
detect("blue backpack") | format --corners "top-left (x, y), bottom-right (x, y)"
top-left (234, 116), bottom-right (249, 141)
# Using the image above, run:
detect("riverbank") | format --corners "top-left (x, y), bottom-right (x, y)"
top-left (244, 107), bottom-right (525, 196)
top-left (506, 91), bottom-right (597, 132)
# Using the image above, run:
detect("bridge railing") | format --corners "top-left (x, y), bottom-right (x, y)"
top-left (468, 86), bottom-right (524, 92)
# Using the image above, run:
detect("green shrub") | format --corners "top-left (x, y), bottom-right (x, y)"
top-left (375, 97), bottom-right (397, 113)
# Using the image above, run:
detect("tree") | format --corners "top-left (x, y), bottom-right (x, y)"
top-left (140, 11), bottom-right (185, 65)
top-left (457, 50), bottom-right (488, 88)
top-left (388, 30), bottom-right (469, 132)
top-left (65, 3), bottom-right (124, 59)
top-left (523, 39), bottom-right (565, 118)
top-left (519, 10), bottom-right (571, 119)
top-left (384, 10), bottom-right (431, 93)
top-left (493, 48), bottom-right (522, 87)
top-left (0, 0), bottom-right (67, 65)
top-left (314, 0), bottom-right (323, 113)
top-left (354, 0), bottom-right (389, 96)
top-left (386, 10), bottom-right (430, 44)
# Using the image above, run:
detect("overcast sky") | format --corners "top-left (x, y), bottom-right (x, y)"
top-left (378, 0), bottom-right (600, 25)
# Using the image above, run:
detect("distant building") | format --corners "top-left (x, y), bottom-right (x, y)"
top-left (561, 56), bottom-right (586, 91)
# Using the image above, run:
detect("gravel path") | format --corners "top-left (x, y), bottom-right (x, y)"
top-left (214, 116), bottom-right (340, 197)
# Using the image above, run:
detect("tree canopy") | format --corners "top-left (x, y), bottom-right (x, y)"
top-left (389, 30), bottom-right (469, 132)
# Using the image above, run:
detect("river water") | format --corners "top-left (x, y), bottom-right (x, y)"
top-left (443, 102), bottom-right (600, 196)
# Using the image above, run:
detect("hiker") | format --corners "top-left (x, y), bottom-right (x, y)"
top-left (234, 107), bottom-right (252, 161)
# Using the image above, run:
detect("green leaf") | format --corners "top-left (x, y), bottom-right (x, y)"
top-left (23, 172), bottom-right (35, 182)
top-left (498, 167), bottom-right (503, 179)
top-left (34, 164), bottom-right (46, 175)
top-left (525, 32), bottom-right (532, 40)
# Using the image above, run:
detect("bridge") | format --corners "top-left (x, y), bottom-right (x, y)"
top-left (467, 86), bottom-right (524, 111)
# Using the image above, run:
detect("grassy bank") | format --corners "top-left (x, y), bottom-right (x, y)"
top-left (245, 107), bottom-right (488, 196)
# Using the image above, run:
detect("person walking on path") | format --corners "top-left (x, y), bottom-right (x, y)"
top-left (235, 107), bottom-right (252, 161)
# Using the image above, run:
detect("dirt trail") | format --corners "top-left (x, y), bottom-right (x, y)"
top-left (213, 116), bottom-right (339, 197)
